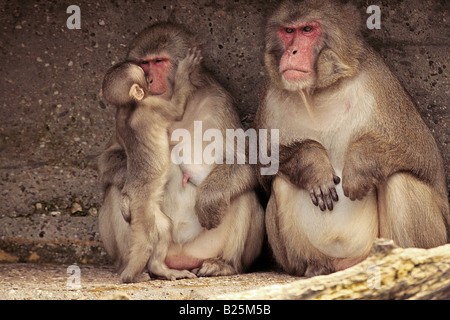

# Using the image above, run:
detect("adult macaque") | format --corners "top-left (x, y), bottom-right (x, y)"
top-left (98, 23), bottom-right (264, 281)
top-left (254, 0), bottom-right (449, 276)
top-left (101, 49), bottom-right (201, 282)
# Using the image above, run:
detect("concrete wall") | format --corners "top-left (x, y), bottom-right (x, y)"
top-left (0, 0), bottom-right (448, 262)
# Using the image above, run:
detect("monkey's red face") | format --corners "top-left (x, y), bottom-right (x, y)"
top-left (137, 54), bottom-right (172, 97)
top-left (278, 22), bottom-right (322, 83)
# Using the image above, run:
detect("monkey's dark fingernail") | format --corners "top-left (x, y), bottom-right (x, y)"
top-left (310, 192), bottom-right (318, 206)
top-left (319, 201), bottom-right (325, 211)
top-left (331, 188), bottom-right (339, 201)
top-left (317, 195), bottom-right (325, 211)
top-left (326, 196), bottom-right (333, 211)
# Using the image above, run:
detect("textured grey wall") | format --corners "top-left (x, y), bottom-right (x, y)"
top-left (0, 0), bottom-right (448, 251)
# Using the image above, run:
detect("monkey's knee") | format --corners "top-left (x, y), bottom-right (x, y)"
top-left (379, 173), bottom-right (447, 248)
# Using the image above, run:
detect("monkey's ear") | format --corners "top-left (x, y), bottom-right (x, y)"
top-left (129, 84), bottom-right (145, 101)
top-left (315, 49), bottom-right (351, 89)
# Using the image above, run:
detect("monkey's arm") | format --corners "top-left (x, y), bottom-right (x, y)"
top-left (342, 131), bottom-right (440, 201)
top-left (278, 140), bottom-right (341, 211)
top-left (195, 163), bottom-right (257, 230)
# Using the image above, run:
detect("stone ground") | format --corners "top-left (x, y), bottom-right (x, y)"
top-left (0, 263), bottom-right (299, 300)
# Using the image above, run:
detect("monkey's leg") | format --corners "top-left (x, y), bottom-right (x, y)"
top-left (120, 215), bottom-right (155, 283)
top-left (343, 134), bottom-right (448, 246)
top-left (118, 193), bottom-right (162, 283)
top-left (165, 190), bottom-right (263, 277)
top-left (195, 191), bottom-right (264, 277)
top-left (239, 192), bottom-right (265, 269)
top-left (265, 193), bottom-right (293, 273)
top-left (268, 176), bottom-right (335, 277)
top-left (147, 209), bottom-right (197, 280)
top-left (378, 173), bottom-right (448, 248)
top-left (98, 185), bottom-right (130, 273)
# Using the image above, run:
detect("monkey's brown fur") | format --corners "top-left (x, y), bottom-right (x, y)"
top-left (254, 0), bottom-right (449, 276)
top-left (98, 23), bottom-right (264, 281)
top-left (101, 53), bottom-right (200, 282)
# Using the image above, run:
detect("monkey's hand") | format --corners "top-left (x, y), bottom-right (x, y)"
top-left (119, 192), bottom-right (132, 223)
top-left (194, 188), bottom-right (229, 230)
top-left (279, 140), bottom-right (340, 211)
top-left (302, 167), bottom-right (340, 212)
top-left (176, 47), bottom-right (203, 79)
top-left (342, 148), bottom-right (384, 201)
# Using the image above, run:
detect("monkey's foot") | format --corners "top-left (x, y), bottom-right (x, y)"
top-left (304, 262), bottom-right (334, 278)
top-left (120, 269), bottom-right (139, 283)
top-left (193, 258), bottom-right (237, 277)
top-left (151, 267), bottom-right (197, 281)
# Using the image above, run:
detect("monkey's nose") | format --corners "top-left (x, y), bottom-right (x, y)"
top-left (292, 49), bottom-right (298, 55)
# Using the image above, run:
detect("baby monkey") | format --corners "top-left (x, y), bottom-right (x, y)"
top-left (102, 48), bottom-right (202, 282)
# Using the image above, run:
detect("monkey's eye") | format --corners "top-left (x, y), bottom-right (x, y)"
top-left (155, 59), bottom-right (163, 63)
top-left (303, 26), bottom-right (313, 32)
top-left (285, 28), bottom-right (295, 34)
top-left (140, 61), bottom-right (149, 65)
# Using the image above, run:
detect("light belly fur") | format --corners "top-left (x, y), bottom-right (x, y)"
top-left (269, 72), bottom-right (379, 259)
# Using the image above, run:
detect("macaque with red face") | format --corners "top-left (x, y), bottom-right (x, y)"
top-left (254, 0), bottom-right (449, 276)
top-left (98, 23), bottom-right (264, 282)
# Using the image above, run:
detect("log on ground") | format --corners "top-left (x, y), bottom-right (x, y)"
top-left (213, 239), bottom-right (450, 300)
